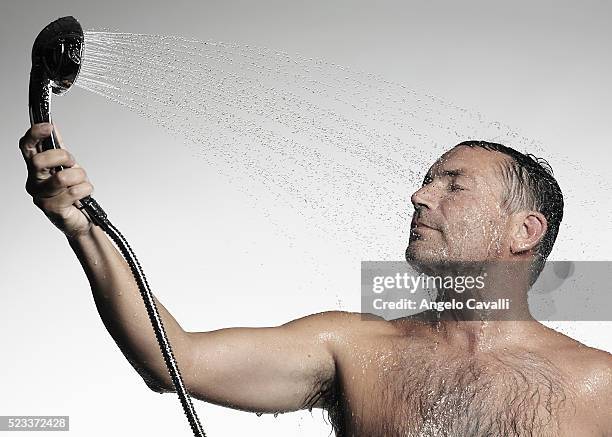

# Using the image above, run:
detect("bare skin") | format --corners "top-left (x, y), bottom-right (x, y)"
top-left (20, 123), bottom-right (612, 436)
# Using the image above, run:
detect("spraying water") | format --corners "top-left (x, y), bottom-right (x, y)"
top-left (76, 31), bottom-right (560, 262)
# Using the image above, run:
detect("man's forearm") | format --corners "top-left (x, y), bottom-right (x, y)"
top-left (66, 225), bottom-right (191, 392)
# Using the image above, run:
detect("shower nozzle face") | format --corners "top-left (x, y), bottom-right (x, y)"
top-left (31, 16), bottom-right (84, 95)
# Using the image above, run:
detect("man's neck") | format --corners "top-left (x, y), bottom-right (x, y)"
top-left (429, 260), bottom-right (541, 350)
top-left (431, 260), bottom-right (533, 319)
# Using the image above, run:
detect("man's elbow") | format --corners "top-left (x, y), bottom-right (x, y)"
top-left (134, 365), bottom-right (176, 394)
top-left (143, 375), bottom-right (174, 394)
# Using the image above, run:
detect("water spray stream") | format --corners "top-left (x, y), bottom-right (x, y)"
top-left (77, 31), bottom-right (557, 262)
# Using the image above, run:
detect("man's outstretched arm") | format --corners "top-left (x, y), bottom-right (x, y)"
top-left (20, 122), bottom-right (341, 413)
top-left (177, 312), bottom-right (341, 413)
top-left (68, 226), bottom-right (341, 413)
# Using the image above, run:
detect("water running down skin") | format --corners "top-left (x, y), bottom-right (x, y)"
top-left (19, 123), bottom-right (612, 436)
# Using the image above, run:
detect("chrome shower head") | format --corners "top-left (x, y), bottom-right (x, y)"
top-left (29, 16), bottom-right (84, 126)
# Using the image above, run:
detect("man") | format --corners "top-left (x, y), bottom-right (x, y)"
top-left (19, 122), bottom-right (612, 436)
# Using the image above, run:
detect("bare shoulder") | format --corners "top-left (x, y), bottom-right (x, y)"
top-left (566, 343), bottom-right (612, 397)
top-left (282, 310), bottom-right (399, 344)
top-left (543, 329), bottom-right (612, 383)
top-left (545, 333), bottom-right (612, 420)
top-left (566, 344), bottom-right (612, 431)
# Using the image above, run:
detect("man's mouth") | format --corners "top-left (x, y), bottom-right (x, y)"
top-left (409, 223), bottom-right (438, 242)
top-left (411, 218), bottom-right (439, 232)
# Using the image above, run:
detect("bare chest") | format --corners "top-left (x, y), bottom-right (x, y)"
top-left (329, 346), bottom-right (580, 437)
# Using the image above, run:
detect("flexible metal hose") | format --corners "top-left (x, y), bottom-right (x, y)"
top-left (78, 196), bottom-right (207, 437)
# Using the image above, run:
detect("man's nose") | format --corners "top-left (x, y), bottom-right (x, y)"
top-left (411, 185), bottom-right (436, 211)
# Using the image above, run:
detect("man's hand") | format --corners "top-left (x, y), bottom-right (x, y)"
top-left (19, 123), bottom-right (94, 239)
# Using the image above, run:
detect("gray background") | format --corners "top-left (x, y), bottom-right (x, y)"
top-left (1, 1), bottom-right (610, 436)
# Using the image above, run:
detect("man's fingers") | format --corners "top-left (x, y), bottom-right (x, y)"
top-left (29, 149), bottom-right (77, 182)
top-left (33, 181), bottom-right (94, 211)
top-left (27, 167), bottom-right (89, 197)
top-left (19, 123), bottom-right (53, 161)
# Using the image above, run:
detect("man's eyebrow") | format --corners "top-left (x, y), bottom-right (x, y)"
top-left (424, 168), bottom-right (471, 180)
top-left (442, 169), bottom-right (466, 177)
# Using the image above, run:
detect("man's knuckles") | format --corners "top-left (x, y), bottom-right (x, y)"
top-left (65, 182), bottom-right (93, 199)
top-left (30, 149), bottom-right (76, 171)
top-left (54, 168), bottom-right (87, 188)
top-left (31, 123), bottom-right (53, 138)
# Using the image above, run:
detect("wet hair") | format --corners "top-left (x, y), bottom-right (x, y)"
top-left (455, 140), bottom-right (564, 284)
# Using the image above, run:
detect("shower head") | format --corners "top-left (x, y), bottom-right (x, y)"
top-left (29, 16), bottom-right (83, 127)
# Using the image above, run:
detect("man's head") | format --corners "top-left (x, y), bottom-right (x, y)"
top-left (405, 141), bottom-right (563, 284)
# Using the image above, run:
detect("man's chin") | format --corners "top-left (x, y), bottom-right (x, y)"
top-left (405, 241), bottom-right (463, 276)
top-left (405, 243), bottom-right (444, 275)
top-left (405, 243), bottom-right (494, 278)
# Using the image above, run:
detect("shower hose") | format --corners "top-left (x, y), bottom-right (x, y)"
top-left (76, 196), bottom-right (206, 437)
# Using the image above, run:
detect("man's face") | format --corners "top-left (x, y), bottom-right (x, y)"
top-left (406, 146), bottom-right (512, 267)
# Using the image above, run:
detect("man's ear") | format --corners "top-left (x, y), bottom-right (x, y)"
top-left (510, 211), bottom-right (548, 254)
